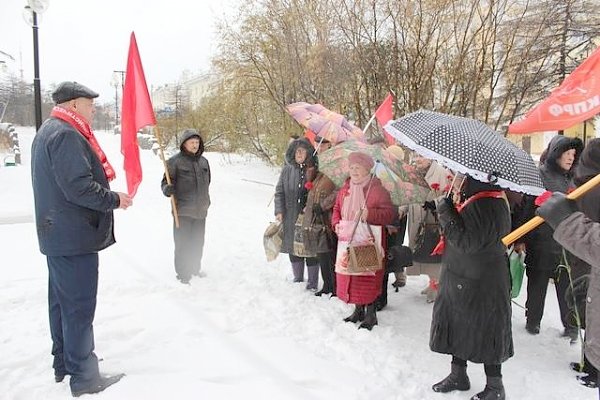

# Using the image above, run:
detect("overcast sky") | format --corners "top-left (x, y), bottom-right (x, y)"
top-left (0, 0), bottom-right (238, 103)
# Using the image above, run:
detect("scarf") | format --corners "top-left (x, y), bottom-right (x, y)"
top-left (50, 106), bottom-right (116, 181)
top-left (431, 190), bottom-right (506, 255)
top-left (341, 175), bottom-right (372, 221)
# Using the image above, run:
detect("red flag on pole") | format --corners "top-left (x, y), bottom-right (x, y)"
top-left (121, 32), bottom-right (156, 197)
top-left (509, 46), bottom-right (600, 134)
top-left (375, 93), bottom-right (395, 144)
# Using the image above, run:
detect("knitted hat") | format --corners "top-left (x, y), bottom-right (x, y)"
top-left (348, 151), bottom-right (374, 171)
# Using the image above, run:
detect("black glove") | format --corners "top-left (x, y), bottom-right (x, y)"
top-left (435, 196), bottom-right (454, 215)
top-left (163, 184), bottom-right (175, 197)
top-left (536, 192), bottom-right (577, 229)
top-left (423, 201), bottom-right (436, 212)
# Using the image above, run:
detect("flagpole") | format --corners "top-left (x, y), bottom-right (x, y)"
top-left (502, 173), bottom-right (600, 246)
top-left (153, 124), bottom-right (180, 228)
top-left (363, 113), bottom-right (377, 133)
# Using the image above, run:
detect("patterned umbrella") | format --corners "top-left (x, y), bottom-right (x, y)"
top-left (286, 102), bottom-right (365, 144)
top-left (384, 110), bottom-right (545, 196)
top-left (318, 141), bottom-right (430, 206)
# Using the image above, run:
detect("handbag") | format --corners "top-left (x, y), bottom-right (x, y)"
top-left (293, 213), bottom-right (317, 258)
top-left (346, 217), bottom-right (383, 274)
top-left (303, 212), bottom-right (332, 254)
top-left (412, 209), bottom-right (442, 264)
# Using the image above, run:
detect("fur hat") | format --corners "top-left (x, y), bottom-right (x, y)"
top-left (348, 151), bottom-right (374, 171)
top-left (575, 138), bottom-right (600, 185)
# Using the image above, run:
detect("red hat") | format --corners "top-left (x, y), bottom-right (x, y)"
top-left (348, 151), bottom-right (374, 171)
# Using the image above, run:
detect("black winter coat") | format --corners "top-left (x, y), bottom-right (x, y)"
top-left (161, 130), bottom-right (211, 219)
top-left (430, 191), bottom-right (513, 365)
top-left (31, 117), bottom-right (120, 256)
top-left (274, 139), bottom-right (316, 254)
top-left (522, 135), bottom-right (582, 271)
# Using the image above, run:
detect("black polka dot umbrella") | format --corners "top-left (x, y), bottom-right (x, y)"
top-left (384, 110), bottom-right (545, 196)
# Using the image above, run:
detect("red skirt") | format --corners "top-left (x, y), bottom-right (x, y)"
top-left (336, 269), bottom-right (385, 305)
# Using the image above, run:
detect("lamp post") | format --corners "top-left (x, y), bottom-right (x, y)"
top-left (23, 1), bottom-right (49, 131)
top-left (111, 70), bottom-right (125, 129)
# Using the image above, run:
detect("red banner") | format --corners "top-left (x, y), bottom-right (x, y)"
top-left (509, 46), bottom-right (600, 134)
top-left (121, 32), bottom-right (156, 197)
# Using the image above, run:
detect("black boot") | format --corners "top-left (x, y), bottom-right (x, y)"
top-left (343, 305), bottom-right (365, 323)
top-left (432, 363), bottom-right (470, 393)
top-left (71, 373), bottom-right (125, 397)
top-left (471, 376), bottom-right (505, 400)
top-left (358, 303), bottom-right (378, 330)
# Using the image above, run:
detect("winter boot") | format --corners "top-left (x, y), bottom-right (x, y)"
top-left (432, 363), bottom-right (471, 393)
top-left (470, 376), bottom-right (505, 400)
top-left (562, 327), bottom-right (579, 344)
top-left (306, 265), bottom-right (319, 291)
top-left (291, 261), bottom-right (304, 283)
top-left (359, 303), bottom-right (378, 330)
top-left (343, 305), bottom-right (365, 323)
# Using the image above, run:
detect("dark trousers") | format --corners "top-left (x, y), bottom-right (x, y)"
top-left (317, 250), bottom-right (336, 293)
top-left (525, 267), bottom-right (572, 329)
top-left (47, 254), bottom-right (100, 389)
top-left (288, 254), bottom-right (318, 266)
top-left (174, 217), bottom-right (206, 280)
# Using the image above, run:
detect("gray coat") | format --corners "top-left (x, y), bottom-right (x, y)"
top-left (161, 130), bottom-right (211, 219)
top-left (31, 117), bottom-right (120, 256)
top-left (554, 212), bottom-right (600, 369)
top-left (274, 139), bottom-right (316, 254)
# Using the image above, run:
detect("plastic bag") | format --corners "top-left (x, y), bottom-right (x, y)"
top-left (263, 221), bottom-right (283, 262)
top-left (509, 249), bottom-right (526, 298)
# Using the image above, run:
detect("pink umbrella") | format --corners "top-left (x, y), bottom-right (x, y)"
top-left (286, 102), bottom-right (365, 144)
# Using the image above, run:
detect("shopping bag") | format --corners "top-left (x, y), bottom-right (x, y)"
top-left (509, 249), bottom-right (526, 298)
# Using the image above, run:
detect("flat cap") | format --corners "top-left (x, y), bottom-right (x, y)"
top-left (52, 81), bottom-right (99, 104)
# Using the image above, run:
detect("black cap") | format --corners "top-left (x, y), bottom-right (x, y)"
top-left (52, 81), bottom-right (99, 104)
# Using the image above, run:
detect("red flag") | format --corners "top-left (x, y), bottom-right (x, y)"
top-left (509, 46), bottom-right (600, 134)
top-left (304, 129), bottom-right (316, 147)
top-left (121, 32), bottom-right (156, 197)
top-left (375, 93), bottom-right (395, 144)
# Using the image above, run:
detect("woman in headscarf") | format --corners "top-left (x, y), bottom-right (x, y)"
top-left (331, 152), bottom-right (395, 330)
top-left (430, 174), bottom-right (512, 400)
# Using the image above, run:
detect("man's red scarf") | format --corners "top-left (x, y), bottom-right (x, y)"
top-left (431, 191), bottom-right (506, 255)
top-left (51, 106), bottom-right (116, 181)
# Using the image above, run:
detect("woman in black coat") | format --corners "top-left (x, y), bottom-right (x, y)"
top-left (274, 138), bottom-right (319, 289)
top-left (430, 175), bottom-right (512, 400)
top-left (520, 135), bottom-right (583, 341)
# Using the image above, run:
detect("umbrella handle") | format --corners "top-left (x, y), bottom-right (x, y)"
top-left (502, 173), bottom-right (600, 246)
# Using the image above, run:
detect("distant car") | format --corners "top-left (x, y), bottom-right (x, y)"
top-left (113, 124), bottom-right (121, 135)
top-left (3, 154), bottom-right (16, 166)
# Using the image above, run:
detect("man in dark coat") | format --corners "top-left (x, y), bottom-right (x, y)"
top-left (161, 129), bottom-right (211, 284)
top-left (430, 176), bottom-right (512, 400)
top-left (31, 81), bottom-right (131, 397)
top-left (519, 135), bottom-right (583, 340)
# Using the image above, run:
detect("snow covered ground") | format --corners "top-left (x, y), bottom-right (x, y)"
top-left (0, 127), bottom-right (592, 399)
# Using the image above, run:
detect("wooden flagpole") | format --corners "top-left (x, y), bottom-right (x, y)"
top-left (502, 173), bottom-right (600, 246)
top-left (153, 125), bottom-right (180, 228)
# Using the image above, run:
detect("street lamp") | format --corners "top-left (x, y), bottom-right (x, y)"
top-left (111, 70), bottom-right (125, 130)
top-left (23, 0), bottom-right (49, 131)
